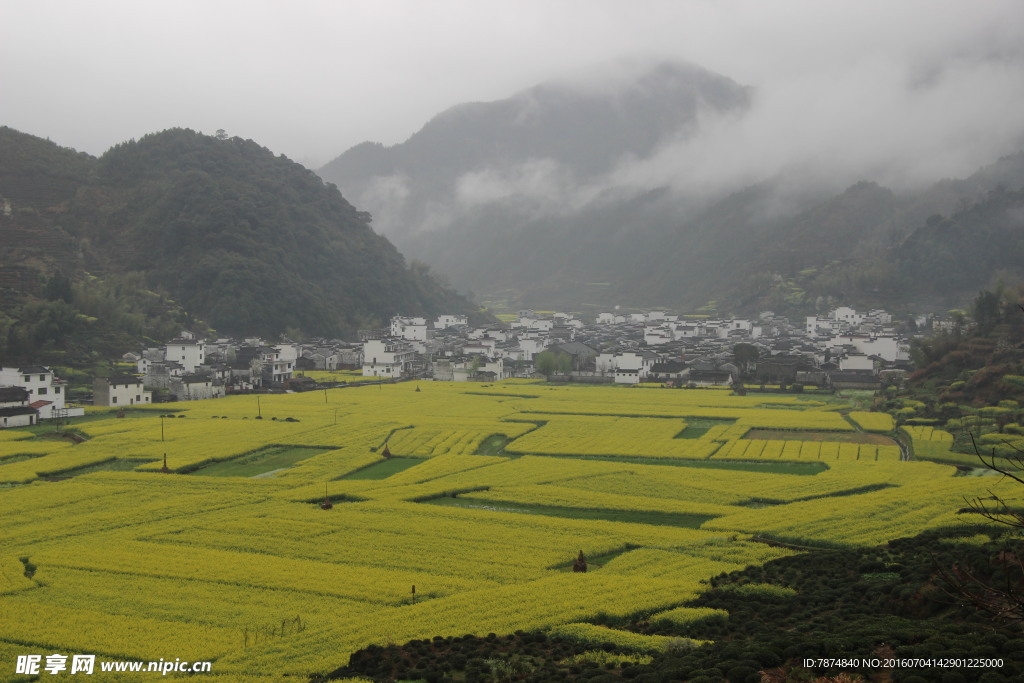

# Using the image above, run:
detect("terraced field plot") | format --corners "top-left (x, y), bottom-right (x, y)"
top-left (0, 381), bottom-right (1015, 678)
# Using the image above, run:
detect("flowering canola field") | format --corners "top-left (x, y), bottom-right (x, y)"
top-left (0, 381), bottom-right (1015, 679)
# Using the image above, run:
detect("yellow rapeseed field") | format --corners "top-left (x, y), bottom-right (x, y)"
top-left (0, 381), bottom-right (1014, 678)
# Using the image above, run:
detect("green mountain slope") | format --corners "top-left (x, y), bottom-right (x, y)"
top-left (0, 126), bottom-right (477, 364)
top-left (725, 155), bottom-right (1024, 314)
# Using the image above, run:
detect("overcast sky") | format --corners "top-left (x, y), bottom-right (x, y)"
top-left (3, 0), bottom-right (1023, 175)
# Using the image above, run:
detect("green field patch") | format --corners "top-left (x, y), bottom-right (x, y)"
top-left (0, 452), bottom-right (47, 465)
top-left (744, 429), bottom-right (897, 445)
top-left (340, 456), bottom-right (424, 480)
top-left (189, 445), bottom-right (333, 477)
top-left (535, 452), bottom-right (827, 475)
top-left (736, 483), bottom-right (896, 507)
top-left (41, 458), bottom-right (157, 480)
top-left (735, 499), bottom-right (779, 508)
top-left (674, 418), bottom-right (737, 439)
top-left (425, 496), bottom-right (719, 528)
top-left (474, 434), bottom-right (512, 456)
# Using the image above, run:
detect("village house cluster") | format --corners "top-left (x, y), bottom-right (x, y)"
top-left (367, 306), bottom-right (911, 389)
top-left (0, 305), bottom-right (921, 423)
top-left (338, 306), bottom-right (911, 389)
top-left (0, 366), bottom-right (84, 428)
top-left (109, 332), bottom-right (362, 403)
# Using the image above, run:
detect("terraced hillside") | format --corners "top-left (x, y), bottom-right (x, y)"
top-left (0, 381), bottom-right (1013, 679)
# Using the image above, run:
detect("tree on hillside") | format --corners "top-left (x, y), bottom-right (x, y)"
top-left (940, 301), bottom-right (1024, 625)
top-left (945, 439), bottom-right (1024, 626)
top-left (973, 285), bottom-right (1005, 333)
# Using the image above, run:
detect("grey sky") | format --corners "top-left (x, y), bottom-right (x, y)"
top-left (3, 0), bottom-right (1023, 177)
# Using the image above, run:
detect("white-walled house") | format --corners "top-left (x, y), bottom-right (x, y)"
top-left (92, 377), bottom-right (152, 407)
top-left (644, 325), bottom-right (674, 346)
top-left (177, 375), bottom-right (226, 401)
top-left (275, 343), bottom-right (299, 365)
top-left (826, 334), bottom-right (901, 362)
top-left (260, 347), bottom-right (294, 385)
top-left (165, 339), bottom-right (205, 373)
top-left (0, 386), bottom-right (37, 428)
top-left (596, 351), bottom-right (660, 384)
top-left (518, 315), bottom-right (554, 332)
top-left (391, 316), bottom-right (429, 341)
top-left (595, 352), bottom-right (616, 375)
top-left (614, 367), bottom-right (641, 384)
top-left (462, 337), bottom-right (497, 356)
top-left (867, 309), bottom-right (893, 325)
top-left (362, 338), bottom-right (416, 378)
top-left (432, 356), bottom-right (510, 382)
top-left (435, 314), bottom-right (468, 329)
top-left (517, 336), bottom-right (548, 360)
top-left (0, 366), bottom-right (76, 420)
top-left (478, 357), bottom-right (510, 381)
top-left (304, 349), bottom-right (339, 370)
top-left (831, 306), bottom-right (864, 326)
top-left (838, 353), bottom-right (875, 372)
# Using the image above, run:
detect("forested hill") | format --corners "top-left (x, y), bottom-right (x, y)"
top-left (0, 126), bottom-right (477, 363)
top-left (719, 156), bottom-right (1024, 315)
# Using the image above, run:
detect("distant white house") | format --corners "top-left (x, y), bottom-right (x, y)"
top-left (93, 377), bottom-right (152, 407)
top-left (260, 347), bottom-right (295, 385)
top-left (435, 314), bottom-right (468, 329)
top-left (432, 356), bottom-right (509, 382)
top-left (165, 339), bottom-right (205, 373)
top-left (613, 352), bottom-right (646, 384)
top-left (178, 375), bottom-right (226, 401)
top-left (304, 349), bottom-right (339, 370)
top-left (831, 306), bottom-right (864, 326)
top-left (517, 336), bottom-right (548, 360)
top-left (517, 315), bottom-right (554, 332)
top-left (644, 325), bottom-right (674, 346)
top-left (0, 386), bottom-right (37, 428)
top-left (0, 365), bottom-right (79, 420)
top-left (362, 338), bottom-right (416, 378)
top-left (462, 337), bottom-right (497, 356)
top-left (391, 316), bottom-right (428, 341)
top-left (826, 334), bottom-right (902, 362)
top-left (838, 352), bottom-right (875, 372)
top-left (597, 351), bottom-right (660, 384)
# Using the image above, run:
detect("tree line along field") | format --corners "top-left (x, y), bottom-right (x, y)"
top-left (0, 381), bottom-right (1018, 680)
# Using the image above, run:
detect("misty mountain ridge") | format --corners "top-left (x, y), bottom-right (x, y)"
top-left (319, 57), bottom-right (1024, 314)
top-left (319, 59), bottom-right (752, 239)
